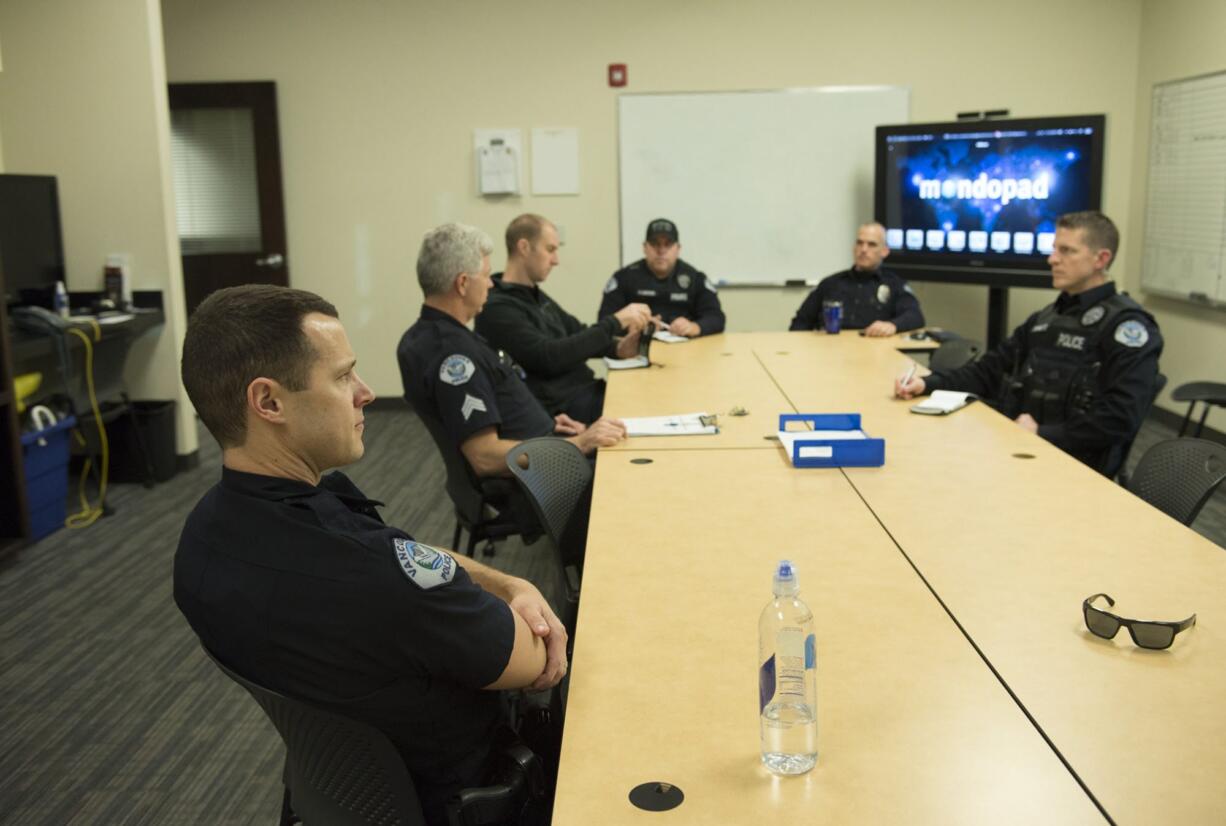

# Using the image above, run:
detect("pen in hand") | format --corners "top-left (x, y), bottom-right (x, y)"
top-left (900, 363), bottom-right (917, 386)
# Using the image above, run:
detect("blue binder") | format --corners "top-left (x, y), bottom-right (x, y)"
top-left (778, 413), bottom-right (885, 468)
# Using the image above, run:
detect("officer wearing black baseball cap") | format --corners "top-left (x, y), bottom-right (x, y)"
top-left (598, 218), bottom-right (725, 337)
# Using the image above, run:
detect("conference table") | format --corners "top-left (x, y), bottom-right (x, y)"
top-left (551, 332), bottom-right (1226, 825)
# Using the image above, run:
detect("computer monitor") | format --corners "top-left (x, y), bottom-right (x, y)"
top-left (874, 115), bottom-right (1105, 287)
top-left (0, 174), bottom-right (67, 308)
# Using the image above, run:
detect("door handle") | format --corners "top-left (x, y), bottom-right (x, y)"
top-left (255, 253), bottom-right (285, 269)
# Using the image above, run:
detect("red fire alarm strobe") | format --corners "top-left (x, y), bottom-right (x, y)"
top-left (608, 64), bottom-right (627, 87)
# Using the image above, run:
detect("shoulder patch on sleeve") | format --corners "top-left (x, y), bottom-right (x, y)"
top-left (903, 283), bottom-right (915, 295)
top-left (394, 538), bottom-right (456, 589)
top-left (603, 276), bottom-right (619, 294)
top-left (1114, 319), bottom-right (1150, 348)
top-left (704, 278), bottom-right (718, 293)
top-left (439, 354), bottom-right (475, 385)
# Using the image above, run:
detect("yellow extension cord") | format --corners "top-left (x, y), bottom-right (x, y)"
top-left (65, 320), bottom-right (109, 529)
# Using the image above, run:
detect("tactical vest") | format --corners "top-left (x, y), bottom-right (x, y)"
top-left (1000, 293), bottom-right (1153, 425)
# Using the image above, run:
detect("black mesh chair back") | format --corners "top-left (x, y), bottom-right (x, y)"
top-left (504, 438), bottom-right (592, 554)
top-left (202, 647), bottom-right (426, 826)
top-left (1172, 380), bottom-right (1226, 438)
top-left (410, 401), bottom-right (521, 556)
top-left (1128, 438), bottom-right (1226, 526)
top-left (928, 338), bottom-right (983, 372)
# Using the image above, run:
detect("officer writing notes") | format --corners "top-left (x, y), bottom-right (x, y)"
top-left (599, 218), bottom-right (726, 337)
top-left (175, 284), bottom-right (565, 825)
top-left (895, 211), bottom-right (1162, 477)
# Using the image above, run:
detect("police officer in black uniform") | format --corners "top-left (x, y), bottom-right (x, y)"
top-left (397, 223), bottom-right (626, 483)
top-left (475, 214), bottom-right (652, 423)
top-left (896, 211), bottom-right (1162, 478)
top-left (175, 284), bottom-right (567, 826)
top-left (790, 222), bottom-right (924, 335)
top-left (598, 218), bottom-right (726, 337)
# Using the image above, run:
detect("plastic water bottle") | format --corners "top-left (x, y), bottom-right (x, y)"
top-left (759, 559), bottom-right (817, 774)
top-left (53, 280), bottom-right (70, 318)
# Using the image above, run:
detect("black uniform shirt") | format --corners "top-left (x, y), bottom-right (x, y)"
top-left (789, 267), bottom-right (924, 332)
top-left (397, 305), bottom-right (555, 448)
top-left (475, 274), bottom-right (621, 414)
top-left (598, 258), bottom-right (726, 335)
top-left (926, 282), bottom-right (1162, 475)
top-left (174, 468), bottom-right (514, 824)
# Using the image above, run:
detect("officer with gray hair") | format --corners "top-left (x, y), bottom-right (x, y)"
top-left (398, 223), bottom-right (626, 482)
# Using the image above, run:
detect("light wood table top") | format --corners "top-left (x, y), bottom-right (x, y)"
top-left (555, 448), bottom-right (1104, 824)
top-left (759, 333), bottom-right (1226, 824)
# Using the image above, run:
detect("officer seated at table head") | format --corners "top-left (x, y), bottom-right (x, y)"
top-left (895, 211), bottom-right (1163, 478)
top-left (598, 218), bottom-right (726, 338)
top-left (789, 222), bottom-right (924, 336)
top-left (174, 283), bottom-right (566, 826)
top-left (398, 222), bottom-right (626, 481)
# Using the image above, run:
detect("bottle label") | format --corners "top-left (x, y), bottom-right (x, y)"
top-left (758, 654), bottom-right (776, 712)
top-left (775, 627), bottom-right (806, 698)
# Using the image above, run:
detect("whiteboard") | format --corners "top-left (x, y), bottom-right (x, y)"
top-left (618, 87), bottom-right (909, 285)
top-left (1140, 70), bottom-right (1226, 307)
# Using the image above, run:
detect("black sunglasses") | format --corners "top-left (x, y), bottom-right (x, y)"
top-left (1083, 593), bottom-right (1196, 650)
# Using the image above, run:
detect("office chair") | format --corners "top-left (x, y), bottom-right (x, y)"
top-left (504, 438), bottom-right (593, 631)
top-left (928, 338), bottom-right (983, 372)
top-left (1127, 438), bottom-right (1226, 527)
top-left (1172, 381), bottom-right (1226, 438)
top-left (202, 647), bottom-right (547, 826)
top-left (202, 647), bottom-right (427, 826)
top-left (410, 402), bottom-right (525, 557)
top-left (1116, 372), bottom-right (1168, 487)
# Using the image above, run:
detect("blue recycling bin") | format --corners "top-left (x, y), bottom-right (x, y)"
top-left (21, 415), bottom-right (77, 541)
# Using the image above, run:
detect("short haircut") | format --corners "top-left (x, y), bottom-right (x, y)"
top-left (505, 213), bottom-right (550, 256)
top-left (416, 223), bottom-right (494, 296)
top-left (181, 284), bottom-right (338, 449)
top-left (1057, 211), bottom-right (1119, 262)
top-left (858, 221), bottom-right (887, 238)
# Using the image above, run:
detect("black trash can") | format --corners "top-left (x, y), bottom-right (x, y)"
top-left (108, 401), bottom-right (178, 484)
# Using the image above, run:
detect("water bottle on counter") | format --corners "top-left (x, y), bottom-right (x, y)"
top-left (759, 559), bottom-right (817, 775)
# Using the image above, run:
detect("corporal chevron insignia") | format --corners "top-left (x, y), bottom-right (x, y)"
top-left (461, 393), bottom-right (487, 420)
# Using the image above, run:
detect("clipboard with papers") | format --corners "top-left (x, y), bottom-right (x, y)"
top-left (622, 412), bottom-right (719, 437)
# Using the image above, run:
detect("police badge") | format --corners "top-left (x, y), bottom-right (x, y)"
top-left (677, 274), bottom-right (691, 289)
top-left (1081, 306), bottom-right (1106, 326)
top-left (876, 284), bottom-right (891, 304)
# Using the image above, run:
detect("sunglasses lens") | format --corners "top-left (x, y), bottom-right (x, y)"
top-left (1085, 607), bottom-right (1120, 639)
top-left (1131, 623), bottom-right (1176, 650)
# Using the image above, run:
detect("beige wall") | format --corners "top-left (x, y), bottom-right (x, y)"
top-left (160, 0), bottom-right (1145, 397)
top-left (0, 0), bottom-right (198, 455)
top-left (1126, 0), bottom-right (1226, 414)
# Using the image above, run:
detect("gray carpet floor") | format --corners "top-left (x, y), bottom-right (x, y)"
top-left (0, 405), bottom-right (1221, 824)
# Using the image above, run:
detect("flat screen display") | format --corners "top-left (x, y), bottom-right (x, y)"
top-left (874, 115), bottom-right (1105, 286)
top-left (0, 174), bottom-right (67, 306)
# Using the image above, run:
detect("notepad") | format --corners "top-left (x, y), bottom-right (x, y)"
top-left (910, 390), bottom-right (974, 416)
top-left (652, 330), bottom-right (688, 343)
top-left (604, 355), bottom-right (650, 370)
top-left (622, 413), bottom-right (718, 436)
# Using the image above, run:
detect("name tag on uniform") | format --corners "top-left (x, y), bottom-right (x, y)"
top-left (670, 292), bottom-right (687, 302)
top-left (636, 289), bottom-right (657, 298)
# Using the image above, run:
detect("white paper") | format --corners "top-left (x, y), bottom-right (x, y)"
top-left (531, 127), bottom-right (580, 195)
top-left (910, 390), bottom-right (973, 415)
top-left (777, 429), bottom-right (867, 461)
top-left (623, 412), bottom-right (717, 436)
top-left (478, 145), bottom-right (518, 194)
top-left (603, 355), bottom-right (649, 370)
top-left (652, 330), bottom-right (688, 343)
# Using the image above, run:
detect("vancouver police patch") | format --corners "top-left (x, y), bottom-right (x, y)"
top-left (677, 274), bottom-right (691, 289)
top-left (393, 538), bottom-right (456, 590)
top-left (1081, 306), bottom-right (1106, 326)
top-left (603, 276), bottom-right (618, 294)
top-left (1114, 320), bottom-right (1149, 348)
top-left (876, 284), bottom-right (891, 304)
top-left (704, 279), bottom-right (718, 293)
top-left (439, 354), bottom-right (475, 386)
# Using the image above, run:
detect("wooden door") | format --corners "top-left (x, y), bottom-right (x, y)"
top-left (168, 82), bottom-right (289, 314)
